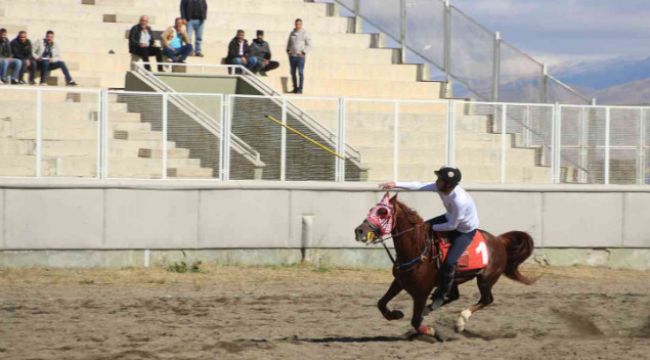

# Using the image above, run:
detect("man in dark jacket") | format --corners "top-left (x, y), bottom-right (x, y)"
top-left (180, 0), bottom-right (207, 57)
top-left (128, 15), bottom-right (164, 72)
top-left (10, 31), bottom-right (36, 84)
top-left (249, 30), bottom-right (279, 76)
top-left (0, 28), bottom-right (22, 85)
top-left (226, 30), bottom-right (257, 73)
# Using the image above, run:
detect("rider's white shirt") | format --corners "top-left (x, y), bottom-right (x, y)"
top-left (395, 182), bottom-right (480, 233)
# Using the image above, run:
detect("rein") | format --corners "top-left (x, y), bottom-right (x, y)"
top-left (373, 222), bottom-right (435, 272)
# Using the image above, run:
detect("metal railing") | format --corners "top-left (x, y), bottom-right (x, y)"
top-left (0, 86), bottom-right (647, 184)
top-left (332, 0), bottom-right (594, 105)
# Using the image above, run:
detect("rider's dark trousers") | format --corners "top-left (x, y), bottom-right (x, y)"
top-left (426, 215), bottom-right (477, 271)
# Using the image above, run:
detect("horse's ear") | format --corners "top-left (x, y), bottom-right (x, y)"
top-left (390, 193), bottom-right (398, 202)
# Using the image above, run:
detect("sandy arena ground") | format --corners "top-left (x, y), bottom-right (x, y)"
top-left (1, 264), bottom-right (649, 360)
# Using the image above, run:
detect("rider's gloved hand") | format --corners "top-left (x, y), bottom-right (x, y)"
top-left (379, 181), bottom-right (396, 190)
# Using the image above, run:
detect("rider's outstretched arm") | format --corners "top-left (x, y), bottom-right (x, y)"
top-left (394, 182), bottom-right (438, 191)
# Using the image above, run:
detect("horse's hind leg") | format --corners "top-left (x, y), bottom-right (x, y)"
top-left (378, 279), bottom-right (404, 321)
top-left (455, 275), bottom-right (497, 333)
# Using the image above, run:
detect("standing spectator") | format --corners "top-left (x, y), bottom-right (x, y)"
top-left (0, 28), bottom-right (22, 85)
top-left (286, 19), bottom-right (311, 94)
top-left (10, 31), bottom-right (36, 84)
top-left (226, 30), bottom-right (258, 73)
top-left (161, 18), bottom-right (193, 64)
top-left (128, 15), bottom-right (165, 72)
top-left (180, 0), bottom-right (207, 57)
top-left (32, 30), bottom-right (77, 86)
top-left (249, 30), bottom-right (279, 76)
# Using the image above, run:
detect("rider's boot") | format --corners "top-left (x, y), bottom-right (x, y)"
top-left (428, 264), bottom-right (456, 311)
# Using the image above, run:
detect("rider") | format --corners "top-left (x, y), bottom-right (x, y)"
top-left (380, 166), bottom-right (479, 311)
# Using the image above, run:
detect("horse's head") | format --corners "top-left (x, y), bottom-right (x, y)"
top-left (355, 192), bottom-right (397, 244)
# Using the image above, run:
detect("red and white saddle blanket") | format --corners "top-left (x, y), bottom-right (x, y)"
top-left (437, 231), bottom-right (490, 271)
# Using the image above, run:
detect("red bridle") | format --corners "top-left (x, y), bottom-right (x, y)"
top-left (366, 193), bottom-right (395, 236)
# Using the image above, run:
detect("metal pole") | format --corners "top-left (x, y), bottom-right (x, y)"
top-left (541, 64), bottom-right (548, 103)
top-left (35, 88), bottom-right (42, 178)
top-left (336, 97), bottom-right (346, 182)
top-left (96, 90), bottom-right (102, 179)
top-left (393, 101), bottom-right (400, 182)
top-left (443, 0), bottom-right (451, 82)
top-left (524, 105), bottom-right (531, 148)
top-left (500, 103), bottom-right (507, 183)
top-left (221, 95), bottom-right (232, 181)
top-left (579, 106), bottom-right (588, 183)
top-left (218, 94), bottom-right (224, 180)
top-left (399, 0), bottom-right (406, 64)
top-left (281, 99), bottom-right (287, 181)
top-left (446, 100), bottom-right (455, 166)
top-left (638, 108), bottom-right (646, 185)
top-left (102, 89), bottom-right (109, 178)
top-left (353, 0), bottom-right (361, 33)
top-left (550, 103), bottom-right (559, 183)
top-left (604, 106), bottom-right (611, 184)
top-left (161, 93), bottom-right (168, 179)
top-left (491, 32), bottom-right (501, 102)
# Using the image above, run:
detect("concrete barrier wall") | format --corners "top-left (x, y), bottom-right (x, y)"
top-left (0, 179), bottom-right (649, 250)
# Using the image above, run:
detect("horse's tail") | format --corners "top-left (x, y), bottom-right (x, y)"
top-left (498, 231), bottom-right (535, 285)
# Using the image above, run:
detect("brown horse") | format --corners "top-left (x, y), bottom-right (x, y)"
top-left (354, 193), bottom-right (534, 338)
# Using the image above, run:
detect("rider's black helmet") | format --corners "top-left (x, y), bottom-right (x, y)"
top-left (434, 166), bottom-right (462, 186)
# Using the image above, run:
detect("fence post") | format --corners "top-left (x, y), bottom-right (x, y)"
top-left (551, 103), bottom-right (561, 183)
top-left (639, 108), bottom-right (646, 185)
top-left (281, 98), bottom-right (287, 181)
top-left (221, 95), bottom-right (232, 181)
top-left (446, 100), bottom-right (455, 166)
top-left (161, 93), bottom-right (168, 179)
top-left (579, 106), bottom-right (588, 183)
top-left (399, 0), bottom-right (407, 64)
top-left (604, 106), bottom-right (611, 184)
top-left (35, 88), bottom-right (43, 178)
top-left (353, 0), bottom-right (362, 33)
top-left (491, 32), bottom-right (501, 102)
top-left (393, 101), bottom-right (400, 182)
top-left (443, 0), bottom-right (451, 83)
top-left (500, 103), bottom-right (507, 183)
top-left (336, 97), bottom-right (346, 182)
top-left (523, 105), bottom-right (530, 148)
top-left (541, 64), bottom-right (548, 103)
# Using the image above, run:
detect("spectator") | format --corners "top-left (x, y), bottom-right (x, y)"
top-left (128, 15), bottom-right (165, 72)
top-left (10, 31), bottom-right (36, 84)
top-left (226, 30), bottom-right (258, 72)
top-left (161, 18), bottom-right (193, 64)
top-left (249, 30), bottom-right (279, 76)
top-left (32, 30), bottom-right (77, 86)
top-left (0, 28), bottom-right (22, 85)
top-left (180, 0), bottom-right (207, 57)
top-left (286, 19), bottom-right (311, 94)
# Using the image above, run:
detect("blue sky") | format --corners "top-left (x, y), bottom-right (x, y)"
top-left (451, 0), bottom-right (650, 66)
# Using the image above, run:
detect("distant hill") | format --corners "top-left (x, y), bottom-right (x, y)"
top-left (591, 78), bottom-right (650, 105)
top-left (554, 57), bottom-right (650, 91)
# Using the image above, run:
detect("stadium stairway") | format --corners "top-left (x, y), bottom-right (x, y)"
top-left (0, 0), bottom-right (551, 183)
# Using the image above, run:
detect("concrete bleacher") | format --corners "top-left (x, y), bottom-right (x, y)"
top-left (0, 0), bottom-right (551, 182)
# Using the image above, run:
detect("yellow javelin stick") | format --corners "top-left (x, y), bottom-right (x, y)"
top-left (263, 114), bottom-right (346, 160)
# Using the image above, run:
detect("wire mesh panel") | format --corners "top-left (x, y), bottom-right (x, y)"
top-left (41, 89), bottom-right (100, 178)
top-left (453, 102), bottom-right (504, 183)
top-left (107, 92), bottom-right (164, 179)
top-left (499, 42), bottom-right (544, 103)
top-left (344, 100), bottom-right (396, 182)
top-left (449, 7), bottom-right (495, 101)
top-left (644, 109), bottom-right (650, 184)
top-left (405, 0), bottom-right (446, 68)
top-left (546, 79), bottom-right (591, 105)
top-left (396, 101), bottom-right (448, 182)
top-left (358, 0), bottom-right (401, 40)
top-left (609, 108), bottom-right (642, 184)
top-left (560, 106), bottom-right (607, 184)
top-left (167, 94), bottom-right (222, 179)
top-left (0, 87), bottom-right (38, 177)
top-left (284, 97), bottom-right (341, 181)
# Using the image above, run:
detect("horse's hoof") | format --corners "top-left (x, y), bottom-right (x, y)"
top-left (455, 324), bottom-right (465, 333)
top-left (386, 310), bottom-right (404, 320)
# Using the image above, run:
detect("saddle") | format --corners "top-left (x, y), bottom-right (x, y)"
top-left (432, 231), bottom-right (490, 272)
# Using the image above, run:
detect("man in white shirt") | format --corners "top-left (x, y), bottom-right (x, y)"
top-left (380, 166), bottom-right (479, 311)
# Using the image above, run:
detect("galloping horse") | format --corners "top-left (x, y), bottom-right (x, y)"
top-left (354, 193), bottom-right (534, 337)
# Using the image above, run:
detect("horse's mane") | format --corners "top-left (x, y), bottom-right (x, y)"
top-left (393, 199), bottom-right (425, 226)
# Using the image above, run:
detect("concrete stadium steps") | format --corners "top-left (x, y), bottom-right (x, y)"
top-left (365, 164), bottom-right (551, 184)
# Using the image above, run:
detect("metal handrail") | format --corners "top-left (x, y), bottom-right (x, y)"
top-left (131, 62), bottom-right (264, 166)
top-left (153, 63), bottom-right (363, 163)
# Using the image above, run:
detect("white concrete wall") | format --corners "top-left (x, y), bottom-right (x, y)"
top-left (0, 179), bottom-right (649, 250)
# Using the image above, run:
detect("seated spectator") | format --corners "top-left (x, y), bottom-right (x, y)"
top-left (161, 18), bottom-right (193, 64)
top-left (11, 31), bottom-right (36, 84)
top-left (129, 15), bottom-right (165, 72)
top-left (249, 30), bottom-right (279, 76)
top-left (0, 28), bottom-right (22, 85)
top-left (32, 30), bottom-right (77, 86)
top-left (226, 30), bottom-right (257, 73)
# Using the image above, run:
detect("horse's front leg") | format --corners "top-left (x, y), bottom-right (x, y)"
top-left (411, 295), bottom-right (435, 336)
top-left (377, 279), bottom-right (404, 321)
